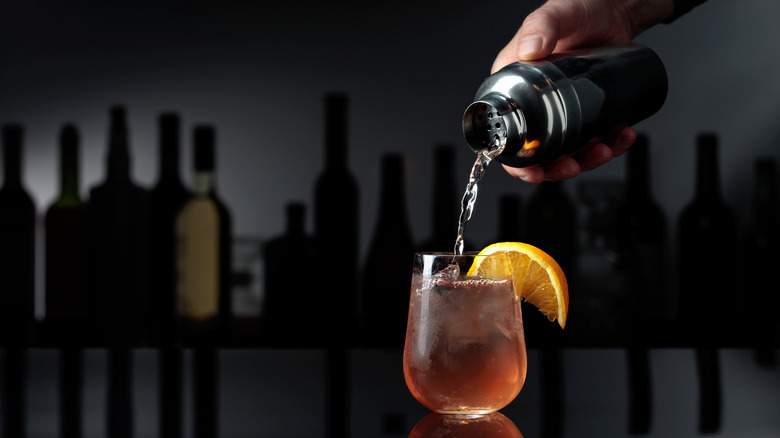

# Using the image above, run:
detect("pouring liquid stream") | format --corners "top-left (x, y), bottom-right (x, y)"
top-left (454, 138), bottom-right (504, 256)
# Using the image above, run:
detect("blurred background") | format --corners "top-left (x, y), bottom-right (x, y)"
top-left (2, 0), bottom-right (780, 437)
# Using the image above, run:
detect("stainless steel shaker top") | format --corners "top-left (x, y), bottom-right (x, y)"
top-left (462, 44), bottom-right (668, 168)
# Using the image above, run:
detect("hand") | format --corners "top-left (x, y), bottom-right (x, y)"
top-left (493, 0), bottom-right (673, 183)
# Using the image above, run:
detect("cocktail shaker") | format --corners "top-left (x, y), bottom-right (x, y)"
top-left (462, 44), bottom-right (667, 168)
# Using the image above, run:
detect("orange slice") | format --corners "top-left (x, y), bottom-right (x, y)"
top-left (467, 242), bottom-right (569, 328)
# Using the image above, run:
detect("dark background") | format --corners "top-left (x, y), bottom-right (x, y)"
top-left (2, 1), bottom-right (780, 437)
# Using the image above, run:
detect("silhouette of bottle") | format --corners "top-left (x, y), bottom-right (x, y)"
top-left (525, 181), bottom-right (577, 438)
top-left (361, 153), bottom-right (415, 348)
top-left (0, 124), bottom-right (36, 347)
top-left (678, 134), bottom-right (737, 346)
top-left (0, 125), bottom-right (35, 438)
top-left (314, 93), bottom-right (360, 346)
top-left (417, 144), bottom-right (459, 252)
top-left (45, 124), bottom-right (89, 347)
top-left (87, 106), bottom-right (151, 347)
top-left (741, 158), bottom-right (779, 367)
top-left (614, 134), bottom-right (666, 435)
top-left (525, 181), bottom-right (578, 346)
top-left (677, 133), bottom-right (735, 434)
top-left (44, 125), bottom-right (88, 438)
top-left (616, 134), bottom-right (670, 345)
top-left (148, 113), bottom-right (189, 438)
top-left (149, 112), bottom-right (191, 347)
top-left (262, 203), bottom-right (317, 347)
top-left (576, 180), bottom-right (626, 346)
top-left (177, 126), bottom-right (224, 347)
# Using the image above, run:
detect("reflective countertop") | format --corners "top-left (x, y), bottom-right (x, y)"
top-left (9, 347), bottom-right (780, 437)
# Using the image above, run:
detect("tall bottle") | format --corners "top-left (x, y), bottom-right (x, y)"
top-left (148, 113), bottom-right (189, 438)
top-left (677, 134), bottom-right (737, 346)
top-left (417, 144), bottom-right (459, 252)
top-left (614, 134), bottom-right (665, 435)
top-left (677, 133), bottom-right (735, 434)
top-left (262, 202), bottom-right (317, 347)
top-left (525, 180), bottom-right (578, 346)
top-left (44, 125), bottom-right (88, 438)
top-left (0, 124), bottom-right (35, 438)
top-left (44, 124), bottom-right (89, 346)
top-left (149, 112), bottom-right (191, 347)
top-left (741, 158), bottom-right (779, 366)
top-left (615, 134), bottom-right (669, 344)
top-left (177, 126), bottom-right (223, 346)
top-left (0, 124), bottom-right (36, 347)
top-left (314, 93), bottom-right (360, 345)
top-left (576, 179), bottom-right (626, 346)
top-left (87, 106), bottom-right (151, 347)
top-left (361, 153), bottom-right (415, 348)
top-left (525, 180), bottom-right (576, 438)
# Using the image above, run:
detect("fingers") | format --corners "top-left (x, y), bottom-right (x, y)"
top-left (491, 3), bottom-right (563, 73)
top-left (515, 6), bottom-right (562, 61)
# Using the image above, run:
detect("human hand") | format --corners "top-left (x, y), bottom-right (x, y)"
top-left (494, 0), bottom-right (673, 183)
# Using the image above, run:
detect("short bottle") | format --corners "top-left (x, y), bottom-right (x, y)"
top-left (462, 44), bottom-right (667, 168)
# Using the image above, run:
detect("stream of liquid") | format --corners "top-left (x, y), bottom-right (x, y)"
top-left (453, 139), bottom-right (504, 255)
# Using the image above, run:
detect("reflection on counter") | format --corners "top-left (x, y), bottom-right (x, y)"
top-left (409, 412), bottom-right (522, 438)
top-left (5, 348), bottom-right (779, 438)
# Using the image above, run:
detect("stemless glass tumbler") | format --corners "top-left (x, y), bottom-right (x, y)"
top-left (403, 252), bottom-right (527, 415)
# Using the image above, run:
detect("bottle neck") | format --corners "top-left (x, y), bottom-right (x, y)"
top-left (193, 172), bottom-right (215, 196)
top-left (106, 109), bottom-right (132, 182)
top-left (59, 131), bottom-right (81, 202)
top-left (2, 144), bottom-right (22, 187)
top-left (695, 136), bottom-right (721, 200)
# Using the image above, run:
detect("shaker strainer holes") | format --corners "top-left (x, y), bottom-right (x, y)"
top-left (495, 123), bottom-right (501, 128)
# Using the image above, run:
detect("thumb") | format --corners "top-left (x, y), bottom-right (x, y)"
top-left (515, 6), bottom-right (563, 60)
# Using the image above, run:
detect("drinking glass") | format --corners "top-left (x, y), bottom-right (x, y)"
top-left (403, 252), bottom-right (527, 415)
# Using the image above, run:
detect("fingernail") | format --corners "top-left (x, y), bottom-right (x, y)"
top-left (518, 34), bottom-right (543, 59)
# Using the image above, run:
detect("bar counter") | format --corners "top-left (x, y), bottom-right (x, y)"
top-left (7, 347), bottom-right (779, 437)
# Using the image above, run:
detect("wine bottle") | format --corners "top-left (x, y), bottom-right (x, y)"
top-left (44, 124), bottom-right (89, 347)
top-left (677, 133), bottom-right (737, 346)
top-left (526, 181), bottom-right (575, 437)
top-left (677, 133), bottom-right (735, 434)
top-left (176, 125), bottom-right (232, 346)
top-left (615, 133), bottom-right (670, 345)
top-left (614, 134), bottom-right (665, 435)
top-left (313, 93), bottom-right (360, 346)
top-left (148, 113), bottom-right (189, 438)
top-left (0, 124), bottom-right (36, 347)
top-left (417, 144), bottom-right (459, 252)
top-left (361, 153), bottom-right (415, 348)
top-left (525, 180), bottom-right (578, 346)
top-left (149, 112), bottom-right (191, 347)
top-left (87, 106), bottom-right (151, 347)
top-left (741, 158), bottom-right (779, 366)
top-left (262, 203), bottom-right (317, 347)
